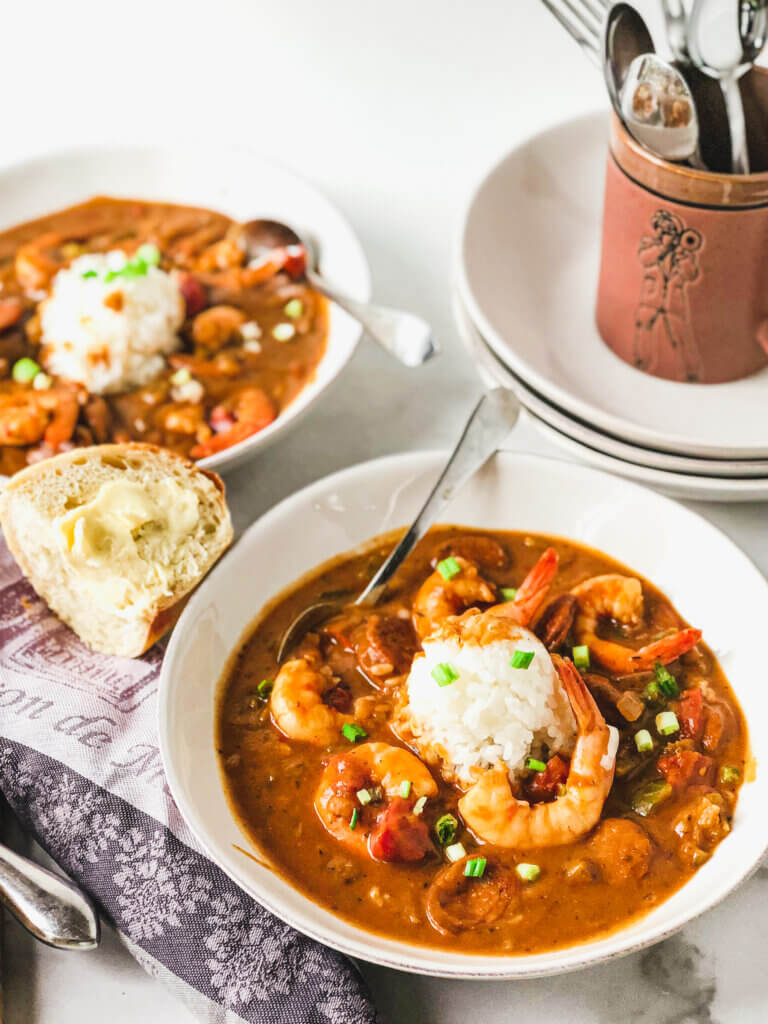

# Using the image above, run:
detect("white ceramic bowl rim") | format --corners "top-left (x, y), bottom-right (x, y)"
top-left (159, 450), bottom-right (768, 978)
top-left (0, 143), bottom-right (371, 474)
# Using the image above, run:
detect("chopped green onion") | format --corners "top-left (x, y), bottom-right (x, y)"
top-left (654, 661), bottom-right (679, 698)
top-left (572, 645), bottom-right (590, 669)
top-left (399, 780), bottom-right (412, 799)
top-left (634, 729), bottom-right (653, 753)
top-left (436, 556), bottom-right (462, 581)
top-left (511, 650), bottom-right (535, 670)
top-left (341, 722), bottom-right (367, 743)
top-left (413, 795), bottom-right (428, 816)
top-left (431, 662), bottom-right (459, 687)
top-left (12, 358), bottom-right (41, 383)
top-left (357, 789), bottom-right (372, 805)
top-left (444, 842), bottom-right (467, 863)
top-left (644, 680), bottom-right (663, 704)
top-left (631, 779), bottom-right (672, 817)
top-left (81, 269), bottom-right (98, 279)
top-left (656, 710), bottom-right (680, 736)
top-left (525, 757), bottom-right (547, 773)
top-left (256, 678), bottom-right (273, 699)
top-left (283, 298), bottom-right (303, 319)
top-left (272, 322), bottom-right (296, 342)
top-left (464, 857), bottom-right (487, 878)
top-left (500, 587), bottom-right (517, 602)
top-left (516, 862), bottom-right (541, 882)
top-left (434, 813), bottom-right (458, 846)
top-left (349, 808), bottom-right (359, 830)
top-left (720, 765), bottom-right (741, 786)
top-left (135, 243), bottom-right (161, 266)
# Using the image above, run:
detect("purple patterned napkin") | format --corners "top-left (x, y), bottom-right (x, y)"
top-left (0, 538), bottom-right (379, 1023)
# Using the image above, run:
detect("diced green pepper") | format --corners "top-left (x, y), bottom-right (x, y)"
top-left (631, 780), bottom-right (673, 817)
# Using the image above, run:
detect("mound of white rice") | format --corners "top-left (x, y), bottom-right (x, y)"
top-left (41, 251), bottom-right (184, 394)
top-left (405, 624), bottom-right (577, 786)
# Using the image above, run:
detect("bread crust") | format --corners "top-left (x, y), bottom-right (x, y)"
top-left (0, 443), bottom-right (233, 658)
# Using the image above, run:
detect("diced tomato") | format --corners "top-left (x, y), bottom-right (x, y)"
top-left (678, 688), bottom-right (704, 742)
top-left (176, 272), bottom-right (208, 317)
top-left (526, 755), bottom-right (570, 803)
top-left (282, 243), bottom-right (307, 279)
top-left (657, 750), bottom-right (715, 790)
top-left (368, 797), bottom-right (432, 863)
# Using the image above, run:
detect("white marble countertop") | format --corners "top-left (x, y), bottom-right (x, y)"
top-left (3, 0), bottom-right (767, 1019)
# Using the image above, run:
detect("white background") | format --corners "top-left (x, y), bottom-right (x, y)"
top-left (4, 0), bottom-right (768, 1020)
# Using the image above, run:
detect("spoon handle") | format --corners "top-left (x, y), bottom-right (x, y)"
top-left (0, 840), bottom-right (100, 950)
top-left (305, 268), bottom-right (439, 367)
top-left (356, 388), bottom-right (521, 607)
top-left (721, 74), bottom-right (750, 174)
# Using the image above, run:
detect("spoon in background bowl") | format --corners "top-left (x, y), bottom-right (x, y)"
top-left (277, 387), bottom-right (520, 662)
top-left (242, 219), bottom-right (438, 367)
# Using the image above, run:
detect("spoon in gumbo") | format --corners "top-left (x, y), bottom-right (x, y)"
top-left (277, 387), bottom-right (521, 662)
top-left (242, 219), bottom-right (438, 368)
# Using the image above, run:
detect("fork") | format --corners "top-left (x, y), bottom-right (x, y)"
top-left (538, 0), bottom-right (608, 67)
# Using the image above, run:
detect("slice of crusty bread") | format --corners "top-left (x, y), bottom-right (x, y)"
top-left (0, 443), bottom-right (233, 658)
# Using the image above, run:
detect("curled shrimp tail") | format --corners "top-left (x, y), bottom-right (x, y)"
top-left (628, 628), bottom-right (702, 671)
top-left (493, 547), bottom-right (558, 626)
top-left (553, 656), bottom-right (601, 733)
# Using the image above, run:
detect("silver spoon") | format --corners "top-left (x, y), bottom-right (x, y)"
top-left (0, 840), bottom-right (100, 950)
top-left (242, 219), bottom-right (437, 367)
top-left (687, 0), bottom-right (751, 173)
top-left (740, 1), bottom-right (768, 69)
top-left (604, 3), bottom-right (704, 166)
top-left (277, 387), bottom-right (521, 662)
top-left (661, 0), bottom-right (689, 61)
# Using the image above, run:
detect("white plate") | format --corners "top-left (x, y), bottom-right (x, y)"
top-left (160, 450), bottom-right (768, 978)
top-left (0, 145), bottom-right (370, 473)
top-left (454, 294), bottom-right (768, 501)
top-left (456, 294), bottom-right (768, 501)
top-left (457, 113), bottom-right (768, 459)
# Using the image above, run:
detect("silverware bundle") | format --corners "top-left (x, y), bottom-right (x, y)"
top-left (540, 0), bottom-right (768, 173)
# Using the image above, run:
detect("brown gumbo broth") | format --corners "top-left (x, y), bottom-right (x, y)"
top-left (217, 527), bottom-right (747, 954)
top-left (0, 197), bottom-right (327, 474)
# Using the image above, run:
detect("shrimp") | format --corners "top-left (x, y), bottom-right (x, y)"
top-left (571, 574), bottom-right (701, 675)
top-left (458, 658), bottom-right (617, 849)
top-left (270, 652), bottom-right (355, 744)
top-left (14, 232), bottom-right (67, 294)
top-left (189, 387), bottom-right (276, 458)
top-left (0, 387), bottom-right (80, 448)
top-left (314, 742), bottom-right (438, 861)
top-left (412, 556), bottom-right (496, 639)
top-left (490, 546), bottom-right (559, 627)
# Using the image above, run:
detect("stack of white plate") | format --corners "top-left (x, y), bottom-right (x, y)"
top-left (455, 113), bottom-right (768, 502)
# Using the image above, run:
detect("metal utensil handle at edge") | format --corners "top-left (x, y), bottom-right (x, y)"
top-left (0, 841), bottom-right (100, 951)
top-left (355, 388), bottom-right (521, 608)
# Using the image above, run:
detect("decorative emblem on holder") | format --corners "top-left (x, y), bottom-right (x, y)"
top-left (634, 210), bottom-right (703, 381)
